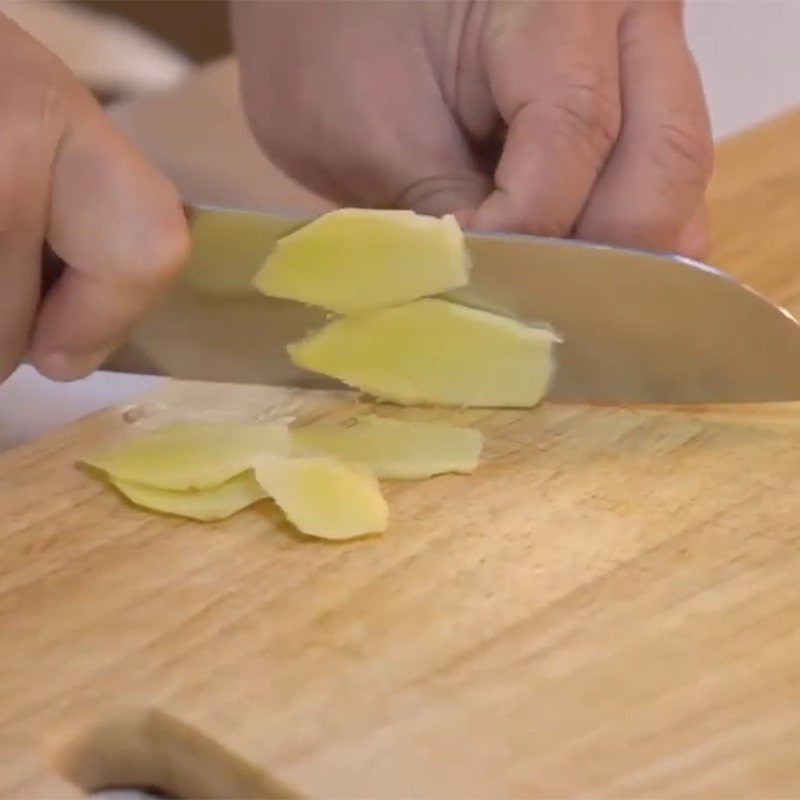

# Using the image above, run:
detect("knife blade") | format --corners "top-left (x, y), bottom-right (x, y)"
top-left (102, 204), bottom-right (800, 404)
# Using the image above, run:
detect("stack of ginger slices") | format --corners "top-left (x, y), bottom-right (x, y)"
top-left (85, 209), bottom-right (556, 539)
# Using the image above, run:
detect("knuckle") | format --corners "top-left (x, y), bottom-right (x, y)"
top-left (394, 173), bottom-right (491, 216)
top-left (652, 119), bottom-right (714, 185)
top-left (124, 191), bottom-right (190, 292)
top-left (492, 197), bottom-right (574, 238)
top-left (549, 81), bottom-right (620, 154)
top-left (0, 70), bottom-right (77, 132)
top-left (141, 215), bottom-right (191, 290)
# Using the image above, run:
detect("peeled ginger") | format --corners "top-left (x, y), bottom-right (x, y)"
top-left (292, 415), bottom-right (483, 479)
top-left (252, 209), bottom-right (469, 314)
top-left (111, 472), bottom-right (265, 521)
top-left (83, 422), bottom-right (289, 490)
top-left (252, 454), bottom-right (388, 540)
top-left (289, 298), bottom-right (557, 408)
top-left (85, 414), bottom-right (484, 539)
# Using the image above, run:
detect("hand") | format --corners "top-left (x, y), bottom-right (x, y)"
top-left (232, 0), bottom-right (712, 259)
top-left (0, 14), bottom-right (189, 384)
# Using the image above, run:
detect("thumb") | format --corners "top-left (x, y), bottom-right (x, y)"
top-left (390, 169), bottom-right (492, 219)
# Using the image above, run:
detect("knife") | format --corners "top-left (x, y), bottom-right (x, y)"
top-left (57, 204), bottom-right (800, 404)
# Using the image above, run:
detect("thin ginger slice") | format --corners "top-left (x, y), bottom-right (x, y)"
top-left (292, 415), bottom-right (483, 479)
top-left (252, 454), bottom-right (388, 540)
top-left (288, 298), bottom-right (557, 408)
top-left (84, 422), bottom-right (290, 491)
top-left (110, 472), bottom-right (266, 521)
top-left (252, 209), bottom-right (469, 314)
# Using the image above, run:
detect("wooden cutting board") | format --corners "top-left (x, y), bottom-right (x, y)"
top-left (2, 110), bottom-right (800, 800)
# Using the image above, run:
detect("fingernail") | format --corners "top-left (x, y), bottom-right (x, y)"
top-left (32, 350), bottom-right (107, 382)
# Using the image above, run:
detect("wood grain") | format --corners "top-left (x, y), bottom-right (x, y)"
top-left (2, 110), bottom-right (800, 799)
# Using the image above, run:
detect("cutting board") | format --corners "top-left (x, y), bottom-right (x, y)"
top-left (3, 109), bottom-right (800, 800)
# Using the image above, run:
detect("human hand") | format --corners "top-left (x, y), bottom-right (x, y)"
top-left (233, 0), bottom-right (712, 258)
top-left (0, 14), bottom-right (189, 384)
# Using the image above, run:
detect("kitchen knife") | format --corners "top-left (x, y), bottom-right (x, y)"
top-left (96, 204), bottom-right (800, 404)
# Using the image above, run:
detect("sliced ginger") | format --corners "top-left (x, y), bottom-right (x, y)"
top-left (252, 454), bottom-right (388, 540)
top-left (289, 298), bottom-right (557, 408)
top-left (83, 203), bottom-right (559, 539)
top-left (111, 472), bottom-right (265, 521)
top-left (84, 422), bottom-right (289, 491)
top-left (87, 415), bottom-right (481, 537)
top-left (292, 415), bottom-right (483, 479)
top-left (252, 209), bottom-right (469, 314)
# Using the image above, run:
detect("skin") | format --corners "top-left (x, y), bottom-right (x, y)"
top-left (232, 0), bottom-right (713, 257)
top-left (0, 15), bottom-right (189, 384)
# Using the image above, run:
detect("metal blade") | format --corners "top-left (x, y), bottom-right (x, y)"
top-left (106, 206), bottom-right (800, 404)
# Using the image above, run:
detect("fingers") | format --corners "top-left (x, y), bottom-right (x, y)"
top-left (0, 16), bottom-right (189, 384)
top-left (472, 0), bottom-right (623, 235)
top-left (575, 0), bottom-right (713, 254)
top-left (29, 112), bottom-right (189, 380)
top-left (0, 16), bottom-right (67, 381)
top-left (232, 0), bottom-right (491, 217)
top-left (0, 102), bottom-right (54, 381)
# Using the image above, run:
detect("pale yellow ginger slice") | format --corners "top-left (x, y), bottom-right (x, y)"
top-left (252, 454), bottom-right (388, 540)
top-left (292, 415), bottom-right (483, 479)
top-left (252, 208), bottom-right (469, 314)
top-left (288, 298), bottom-right (557, 408)
top-left (84, 422), bottom-right (289, 491)
top-left (110, 472), bottom-right (266, 522)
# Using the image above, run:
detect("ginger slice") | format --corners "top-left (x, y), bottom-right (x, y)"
top-left (292, 415), bottom-right (483, 479)
top-left (252, 209), bottom-right (469, 314)
top-left (252, 454), bottom-right (388, 540)
top-left (110, 472), bottom-right (266, 522)
top-left (84, 422), bottom-right (290, 491)
top-left (288, 298), bottom-right (557, 408)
